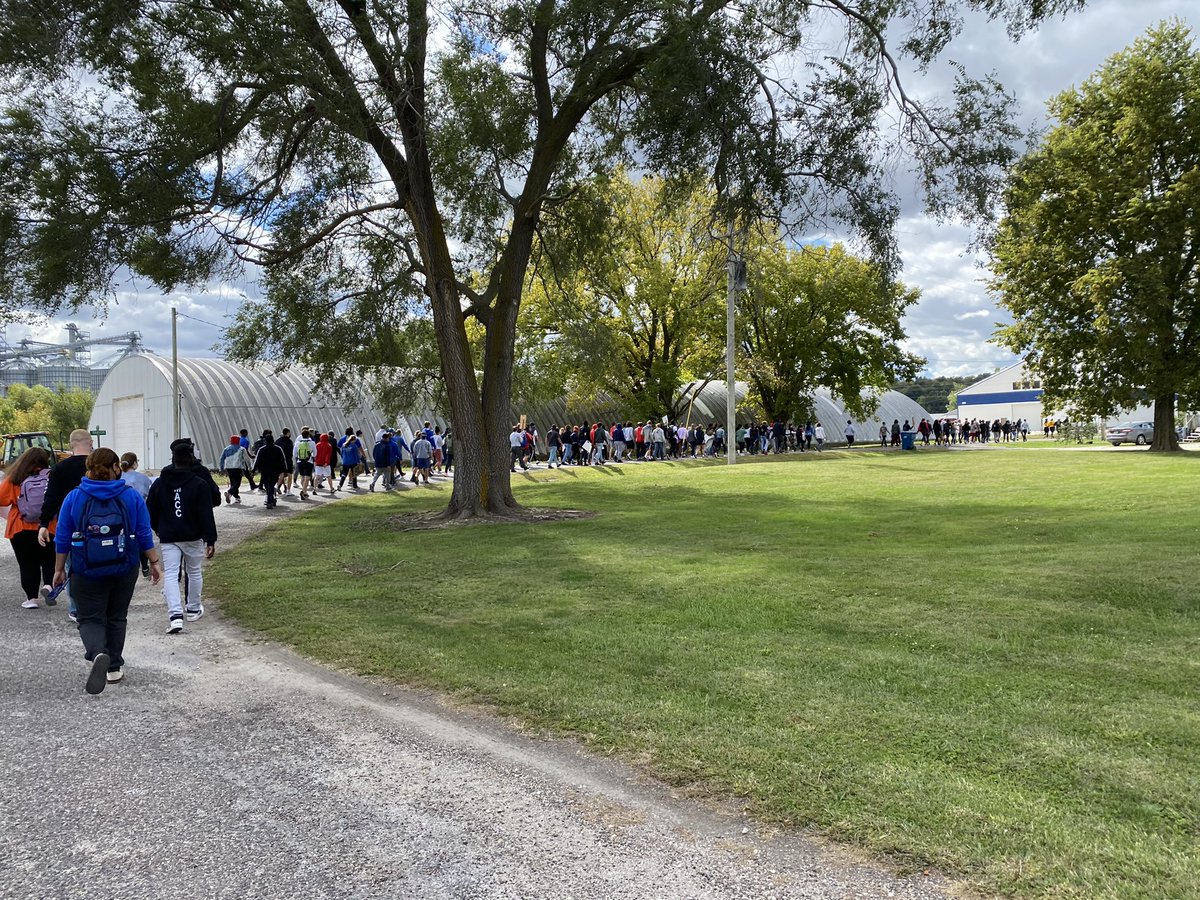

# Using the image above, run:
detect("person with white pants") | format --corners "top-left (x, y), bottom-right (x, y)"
top-left (146, 440), bottom-right (217, 634)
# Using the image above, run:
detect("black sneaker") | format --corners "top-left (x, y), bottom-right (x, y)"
top-left (86, 653), bottom-right (110, 695)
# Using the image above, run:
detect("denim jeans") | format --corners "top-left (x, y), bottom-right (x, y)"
top-left (72, 567), bottom-right (138, 671)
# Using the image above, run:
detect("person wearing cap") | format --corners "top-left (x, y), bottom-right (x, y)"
top-left (238, 428), bottom-right (258, 491)
top-left (148, 440), bottom-right (217, 633)
top-left (165, 437), bottom-right (221, 508)
top-left (219, 436), bottom-right (250, 503)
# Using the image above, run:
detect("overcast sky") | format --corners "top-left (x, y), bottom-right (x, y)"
top-left (5, 1), bottom-right (1196, 377)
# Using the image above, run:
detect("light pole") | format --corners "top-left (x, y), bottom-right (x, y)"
top-left (726, 224), bottom-right (747, 465)
top-left (171, 306), bottom-right (180, 441)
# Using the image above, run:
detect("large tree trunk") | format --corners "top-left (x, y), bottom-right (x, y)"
top-left (478, 218), bottom-right (540, 514)
top-left (392, 3), bottom-right (520, 519)
top-left (1150, 391), bottom-right (1181, 452)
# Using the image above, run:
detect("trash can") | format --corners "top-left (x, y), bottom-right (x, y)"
top-left (901, 431), bottom-right (916, 450)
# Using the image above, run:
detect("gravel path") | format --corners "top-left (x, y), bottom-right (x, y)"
top-left (1, 483), bottom-right (960, 899)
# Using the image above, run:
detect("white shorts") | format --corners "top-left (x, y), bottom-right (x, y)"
top-left (314, 464), bottom-right (331, 479)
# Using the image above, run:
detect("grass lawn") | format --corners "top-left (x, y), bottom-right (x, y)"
top-left (208, 448), bottom-right (1200, 899)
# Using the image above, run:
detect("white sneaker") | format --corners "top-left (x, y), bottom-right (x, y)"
top-left (106, 669), bottom-right (123, 683)
top-left (167, 617), bottom-right (184, 634)
top-left (21, 598), bottom-right (38, 609)
top-left (185, 605), bottom-right (204, 622)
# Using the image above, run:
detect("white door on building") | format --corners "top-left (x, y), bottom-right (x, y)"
top-left (144, 429), bottom-right (157, 470)
top-left (112, 395), bottom-right (145, 460)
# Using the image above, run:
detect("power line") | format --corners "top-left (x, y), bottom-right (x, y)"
top-left (176, 311), bottom-right (229, 330)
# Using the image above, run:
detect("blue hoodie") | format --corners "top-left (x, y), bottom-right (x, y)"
top-left (54, 477), bottom-right (156, 570)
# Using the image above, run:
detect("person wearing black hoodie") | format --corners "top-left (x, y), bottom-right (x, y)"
top-left (37, 428), bottom-right (94, 622)
top-left (275, 427), bottom-right (295, 495)
top-left (148, 441), bottom-right (218, 634)
top-left (159, 438), bottom-right (221, 508)
top-left (251, 431), bottom-right (288, 508)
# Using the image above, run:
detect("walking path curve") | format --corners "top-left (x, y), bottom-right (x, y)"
top-left (2, 481), bottom-right (958, 899)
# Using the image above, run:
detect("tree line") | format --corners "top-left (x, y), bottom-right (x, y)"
top-left (0, 0), bottom-right (1055, 518)
top-left (3, 4), bottom-right (1198, 525)
top-left (892, 376), bottom-right (993, 415)
top-left (0, 385), bottom-right (94, 446)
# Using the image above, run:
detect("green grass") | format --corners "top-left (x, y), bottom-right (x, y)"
top-left (208, 449), bottom-right (1200, 899)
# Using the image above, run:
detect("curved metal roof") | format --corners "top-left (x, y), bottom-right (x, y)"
top-left (97, 356), bottom-right (932, 464)
top-left (97, 355), bottom-right (394, 465)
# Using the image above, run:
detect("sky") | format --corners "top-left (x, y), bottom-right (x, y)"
top-left (3, 1), bottom-right (1195, 378)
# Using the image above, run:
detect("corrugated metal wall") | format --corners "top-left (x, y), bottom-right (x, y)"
top-left (93, 354), bottom-right (932, 468)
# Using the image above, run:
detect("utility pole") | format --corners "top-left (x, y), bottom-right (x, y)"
top-left (726, 223), bottom-right (747, 465)
top-left (171, 307), bottom-right (180, 441)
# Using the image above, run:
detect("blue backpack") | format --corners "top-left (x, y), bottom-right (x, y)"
top-left (70, 490), bottom-right (134, 578)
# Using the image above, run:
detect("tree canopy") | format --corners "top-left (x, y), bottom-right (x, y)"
top-left (741, 241), bottom-right (923, 422)
top-left (990, 21), bottom-right (1200, 451)
top-left (0, 0), bottom-right (1084, 514)
top-left (0, 385), bottom-right (94, 444)
top-left (519, 172), bottom-right (726, 421)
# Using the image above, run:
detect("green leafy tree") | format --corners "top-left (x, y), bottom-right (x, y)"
top-left (4, 384), bottom-right (52, 413)
top-left (521, 173), bottom-right (726, 421)
top-left (892, 375), bottom-right (990, 414)
top-left (739, 241), bottom-right (924, 422)
top-left (47, 388), bottom-right (96, 445)
top-left (0, 0), bottom-right (1077, 516)
top-left (991, 22), bottom-right (1200, 452)
top-left (0, 385), bottom-right (94, 443)
top-left (11, 399), bottom-right (54, 435)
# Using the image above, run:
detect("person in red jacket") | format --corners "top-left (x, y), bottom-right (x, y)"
top-left (313, 433), bottom-right (336, 496)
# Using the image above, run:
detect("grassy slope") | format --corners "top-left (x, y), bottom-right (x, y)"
top-left (208, 449), bottom-right (1200, 899)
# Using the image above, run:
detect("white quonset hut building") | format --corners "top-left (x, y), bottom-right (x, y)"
top-left (673, 381), bottom-right (930, 438)
top-left (91, 354), bottom-right (932, 470)
top-left (89, 355), bottom-right (416, 470)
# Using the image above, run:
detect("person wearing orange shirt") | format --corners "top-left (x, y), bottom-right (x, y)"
top-left (0, 447), bottom-right (57, 609)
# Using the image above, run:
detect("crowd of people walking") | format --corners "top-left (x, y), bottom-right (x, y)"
top-left (2, 428), bottom-right (227, 694)
top-left (5, 410), bottom-right (1037, 693)
top-left (216, 423), bottom-right (453, 504)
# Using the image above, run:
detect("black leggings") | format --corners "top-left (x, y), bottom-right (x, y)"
top-left (10, 529), bottom-right (54, 600)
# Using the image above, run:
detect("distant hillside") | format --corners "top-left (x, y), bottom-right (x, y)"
top-left (892, 374), bottom-right (990, 413)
